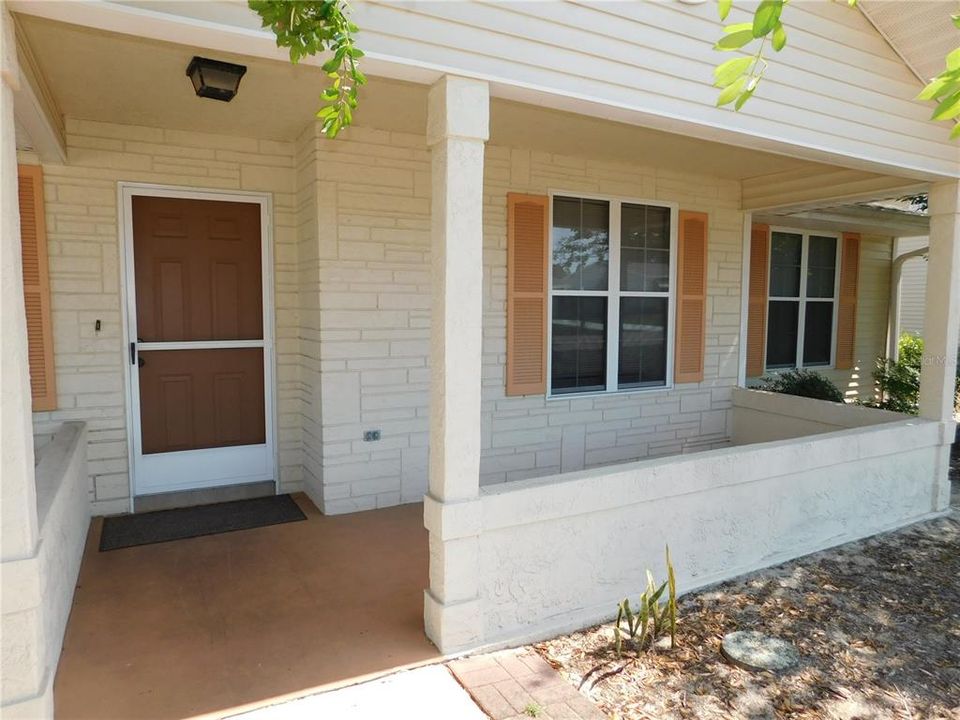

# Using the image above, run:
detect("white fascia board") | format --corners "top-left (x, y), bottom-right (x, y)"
top-left (13, 70), bottom-right (66, 163)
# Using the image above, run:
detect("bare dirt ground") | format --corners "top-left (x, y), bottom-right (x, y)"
top-left (535, 448), bottom-right (960, 720)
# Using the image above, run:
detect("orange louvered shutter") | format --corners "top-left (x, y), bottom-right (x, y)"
top-left (674, 211), bottom-right (708, 384)
top-left (18, 164), bottom-right (57, 411)
top-left (506, 193), bottom-right (548, 396)
top-left (835, 232), bottom-right (860, 370)
top-left (745, 224), bottom-right (770, 378)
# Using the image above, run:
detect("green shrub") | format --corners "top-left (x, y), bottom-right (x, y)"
top-left (865, 333), bottom-right (960, 415)
top-left (757, 368), bottom-right (844, 403)
top-left (866, 333), bottom-right (923, 413)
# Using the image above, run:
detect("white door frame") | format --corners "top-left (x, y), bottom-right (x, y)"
top-left (118, 182), bottom-right (278, 507)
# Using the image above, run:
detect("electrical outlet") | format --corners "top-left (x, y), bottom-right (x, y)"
top-left (363, 429), bottom-right (381, 442)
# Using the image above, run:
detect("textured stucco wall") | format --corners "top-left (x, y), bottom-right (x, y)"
top-left (35, 422), bottom-right (90, 693)
top-left (1, 422), bottom-right (89, 718)
top-left (730, 387), bottom-right (905, 444)
top-left (477, 410), bottom-right (946, 645)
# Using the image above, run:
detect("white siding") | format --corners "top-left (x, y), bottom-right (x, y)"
top-left (13, 0), bottom-right (959, 179)
top-left (896, 236), bottom-right (928, 337)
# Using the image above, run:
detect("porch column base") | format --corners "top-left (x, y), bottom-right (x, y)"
top-left (424, 591), bottom-right (482, 654)
top-left (932, 423), bottom-right (955, 512)
top-left (0, 674), bottom-right (53, 720)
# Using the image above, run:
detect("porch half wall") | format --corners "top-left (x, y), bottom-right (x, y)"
top-left (474, 389), bottom-right (949, 647)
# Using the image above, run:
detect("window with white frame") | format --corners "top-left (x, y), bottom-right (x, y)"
top-left (549, 195), bottom-right (675, 395)
top-left (766, 229), bottom-right (839, 370)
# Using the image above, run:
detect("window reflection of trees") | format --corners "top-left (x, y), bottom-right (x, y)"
top-left (552, 197), bottom-right (609, 291)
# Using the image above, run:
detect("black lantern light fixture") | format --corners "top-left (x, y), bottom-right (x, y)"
top-left (185, 56), bottom-right (247, 102)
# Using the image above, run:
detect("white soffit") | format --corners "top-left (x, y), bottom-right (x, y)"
top-left (860, 1), bottom-right (958, 83)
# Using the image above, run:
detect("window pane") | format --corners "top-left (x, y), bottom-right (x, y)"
top-left (766, 300), bottom-right (799, 368)
top-left (618, 297), bottom-right (667, 388)
top-left (806, 235), bottom-right (837, 299)
top-left (552, 197), bottom-right (609, 291)
top-left (551, 296), bottom-right (607, 393)
top-left (769, 232), bottom-right (802, 297)
top-left (620, 204), bottom-right (671, 291)
top-left (803, 302), bottom-right (834, 366)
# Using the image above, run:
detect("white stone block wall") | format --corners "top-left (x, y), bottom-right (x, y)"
top-left (304, 124), bottom-right (434, 514)
top-left (297, 124), bottom-right (744, 514)
top-left (27, 119), bottom-right (302, 515)
top-left (478, 147), bottom-right (742, 486)
top-left (31, 116), bottom-right (900, 515)
top-left (28, 116), bottom-right (748, 514)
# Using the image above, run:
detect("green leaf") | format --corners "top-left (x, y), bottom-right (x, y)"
top-left (772, 21), bottom-right (787, 52)
top-left (918, 73), bottom-right (959, 101)
top-left (953, 14), bottom-right (960, 30)
top-left (718, 0), bottom-right (733, 21)
top-left (321, 56), bottom-right (341, 73)
top-left (723, 22), bottom-right (753, 34)
top-left (734, 85), bottom-right (756, 110)
top-left (714, 56), bottom-right (753, 87)
top-left (717, 76), bottom-right (748, 106)
top-left (951, 122), bottom-right (960, 140)
top-left (931, 89), bottom-right (960, 121)
top-left (716, 30), bottom-right (755, 51)
top-left (947, 47), bottom-right (960, 72)
top-left (752, 0), bottom-right (782, 38)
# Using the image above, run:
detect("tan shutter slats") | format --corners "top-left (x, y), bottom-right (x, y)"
top-left (18, 164), bottom-right (56, 411)
top-left (745, 223), bottom-right (770, 378)
top-left (506, 193), bottom-right (548, 396)
top-left (674, 210), bottom-right (708, 384)
top-left (835, 232), bottom-right (860, 370)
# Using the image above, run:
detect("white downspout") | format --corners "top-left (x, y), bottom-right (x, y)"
top-left (887, 245), bottom-right (928, 361)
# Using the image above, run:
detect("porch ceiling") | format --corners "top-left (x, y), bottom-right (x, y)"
top-left (13, 14), bottom-right (428, 142)
top-left (756, 202), bottom-right (930, 238)
top-left (17, 13), bottom-right (837, 181)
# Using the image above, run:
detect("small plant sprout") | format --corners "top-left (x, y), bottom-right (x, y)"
top-left (613, 545), bottom-right (679, 657)
top-left (523, 702), bottom-right (543, 717)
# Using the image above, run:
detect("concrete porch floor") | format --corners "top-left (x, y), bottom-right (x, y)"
top-left (54, 495), bottom-right (439, 719)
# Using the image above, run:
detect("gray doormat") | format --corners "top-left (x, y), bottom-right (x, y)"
top-left (99, 494), bottom-right (306, 551)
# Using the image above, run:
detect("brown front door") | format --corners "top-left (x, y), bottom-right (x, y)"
top-left (129, 194), bottom-right (271, 495)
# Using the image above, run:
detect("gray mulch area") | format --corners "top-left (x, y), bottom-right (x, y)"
top-left (536, 443), bottom-right (960, 720)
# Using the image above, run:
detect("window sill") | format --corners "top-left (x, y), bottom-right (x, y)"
top-left (546, 383), bottom-right (675, 401)
top-left (763, 365), bottom-right (836, 374)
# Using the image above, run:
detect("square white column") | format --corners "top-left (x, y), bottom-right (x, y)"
top-left (919, 180), bottom-right (960, 511)
top-left (1, 6), bottom-right (52, 717)
top-left (423, 75), bottom-right (488, 653)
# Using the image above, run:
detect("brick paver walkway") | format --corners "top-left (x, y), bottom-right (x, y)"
top-left (449, 649), bottom-right (605, 720)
